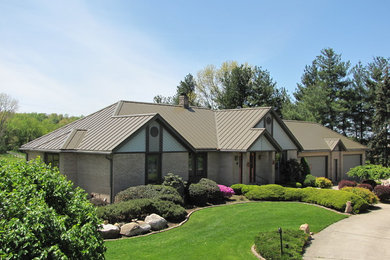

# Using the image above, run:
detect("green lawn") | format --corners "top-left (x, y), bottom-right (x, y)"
top-left (105, 202), bottom-right (346, 260)
top-left (0, 152), bottom-right (25, 163)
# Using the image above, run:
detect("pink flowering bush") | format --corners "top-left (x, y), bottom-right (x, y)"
top-left (218, 185), bottom-right (235, 198)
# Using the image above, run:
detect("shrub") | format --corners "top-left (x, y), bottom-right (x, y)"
top-left (315, 177), bottom-right (333, 189)
top-left (357, 183), bottom-right (373, 191)
top-left (115, 185), bottom-right (184, 205)
top-left (230, 183), bottom-right (246, 195)
top-left (218, 185), bottom-right (235, 198)
top-left (245, 185), bottom-right (286, 201)
top-left (198, 178), bottom-right (223, 203)
top-left (241, 185), bottom-right (259, 194)
top-left (90, 197), bottom-right (108, 207)
top-left (303, 174), bottom-right (316, 187)
top-left (373, 185), bottom-right (390, 201)
top-left (338, 180), bottom-right (357, 189)
top-left (0, 158), bottom-right (105, 259)
top-left (341, 187), bottom-right (379, 204)
top-left (188, 183), bottom-right (208, 206)
top-left (254, 229), bottom-right (309, 260)
top-left (362, 179), bottom-right (377, 189)
top-left (243, 184), bottom-right (368, 213)
top-left (96, 198), bottom-right (187, 223)
top-left (162, 173), bottom-right (186, 197)
top-left (280, 159), bottom-right (304, 183)
top-left (301, 157), bottom-right (311, 176)
top-left (347, 164), bottom-right (390, 181)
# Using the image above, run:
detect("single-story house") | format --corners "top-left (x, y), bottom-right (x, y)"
top-left (20, 96), bottom-right (302, 202)
top-left (284, 120), bottom-right (368, 181)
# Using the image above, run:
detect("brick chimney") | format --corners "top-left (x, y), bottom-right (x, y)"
top-left (179, 94), bottom-right (189, 109)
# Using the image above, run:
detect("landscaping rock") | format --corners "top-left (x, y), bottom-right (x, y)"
top-left (99, 224), bottom-right (120, 239)
top-left (345, 201), bottom-right (352, 213)
top-left (145, 213), bottom-right (168, 231)
top-left (120, 222), bottom-right (144, 237)
top-left (300, 223), bottom-right (310, 234)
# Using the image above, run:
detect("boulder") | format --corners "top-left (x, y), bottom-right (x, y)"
top-left (145, 213), bottom-right (168, 231)
top-left (345, 201), bottom-right (352, 213)
top-left (120, 223), bottom-right (144, 237)
top-left (299, 223), bottom-right (310, 234)
top-left (99, 224), bottom-right (120, 239)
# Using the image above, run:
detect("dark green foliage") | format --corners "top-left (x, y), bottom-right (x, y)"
top-left (303, 174), bottom-right (316, 187)
top-left (115, 184), bottom-right (184, 205)
top-left (279, 159), bottom-right (304, 183)
top-left (230, 183), bottom-right (246, 195)
top-left (254, 229), bottom-right (309, 260)
top-left (347, 164), bottom-right (390, 181)
top-left (301, 157), bottom-right (311, 176)
top-left (285, 182), bottom-right (302, 188)
top-left (373, 185), bottom-right (390, 201)
top-left (338, 180), bottom-right (357, 189)
top-left (243, 184), bottom-right (368, 213)
top-left (188, 183), bottom-right (208, 206)
top-left (188, 178), bottom-right (223, 206)
top-left (0, 158), bottom-right (105, 259)
top-left (96, 199), bottom-right (187, 223)
top-left (162, 173), bottom-right (186, 198)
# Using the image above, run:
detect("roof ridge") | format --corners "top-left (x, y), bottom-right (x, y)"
top-left (216, 107), bottom-right (271, 112)
top-left (119, 100), bottom-right (212, 111)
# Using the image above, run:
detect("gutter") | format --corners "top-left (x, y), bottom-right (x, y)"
top-left (105, 154), bottom-right (114, 203)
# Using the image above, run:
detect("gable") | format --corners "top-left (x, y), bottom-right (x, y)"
top-left (249, 135), bottom-right (276, 151)
top-left (116, 129), bottom-right (146, 152)
top-left (272, 118), bottom-right (297, 150)
top-left (163, 128), bottom-right (186, 152)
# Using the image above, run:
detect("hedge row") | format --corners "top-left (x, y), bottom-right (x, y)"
top-left (233, 184), bottom-right (369, 213)
top-left (96, 198), bottom-right (187, 223)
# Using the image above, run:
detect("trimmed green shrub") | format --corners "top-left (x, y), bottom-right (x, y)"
top-left (338, 180), bottom-right (357, 189)
top-left (303, 174), bottom-right (316, 187)
top-left (373, 185), bottom-right (390, 201)
top-left (162, 173), bottom-right (186, 197)
top-left (341, 187), bottom-right (379, 204)
top-left (188, 183), bottom-right (208, 206)
top-left (315, 177), bottom-right (333, 189)
top-left (230, 183), bottom-right (246, 195)
top-left (198, 178), bottom-right (223, 203)
top-left (285, 182), bottom-right (302, 188)
top-left (242, 184), bottom-right (368, 213)
top-left (0, 158), bottom-right (105, 259)
top-left (115, 185), bottom-right (184, 205)
top-left (255, 229), bottom-right (309, 260)
top-left (96, 198), bottom-right (187, 223)
top-left (241, 185), bottom-right (259, 195)
top-left (347, 164), bottom-right (390, 181)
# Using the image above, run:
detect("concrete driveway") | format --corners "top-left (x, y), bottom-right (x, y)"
top-left (304, 203), bottom-right (390, 260)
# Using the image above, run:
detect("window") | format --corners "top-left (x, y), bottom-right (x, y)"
top-left (189, 152), bottom-right (207, 182)
top-left (45, 153), bottom-right (59, 168)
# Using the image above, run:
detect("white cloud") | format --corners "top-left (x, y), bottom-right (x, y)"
top-left (0, 0), bottom-right (186, 115)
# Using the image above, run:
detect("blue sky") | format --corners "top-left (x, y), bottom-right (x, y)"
top-left (1, 0), bottom-right (389, 115)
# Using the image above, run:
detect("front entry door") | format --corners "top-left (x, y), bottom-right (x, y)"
top-left (250, 152), bottom-right (256, 183)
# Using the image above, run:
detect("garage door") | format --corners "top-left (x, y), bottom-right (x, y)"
top-left (343, 154), bottom-right (362, 177)
top-left (306, 156), bottom-right (327, 177)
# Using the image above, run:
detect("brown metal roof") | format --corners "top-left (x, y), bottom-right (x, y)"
top-left (215, 107), bottom-right (270, 151)
top-left (284, 120), bottom-right (368, 151)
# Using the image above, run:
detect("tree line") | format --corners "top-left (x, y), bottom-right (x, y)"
top-left (0, 94), bottom-right (80, 153)
top-left (154, 48), bottom-right (390, 166)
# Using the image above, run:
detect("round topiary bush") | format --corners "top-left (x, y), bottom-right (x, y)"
top-left (315, 177), bottom-right (333, 189)
top-left (303, 174), bottom-right (316, 187)
top-left (0, 158), bottom-right (106, 259)
top-left (338, 180), bottom-right (357, 190)
top-left (188, 183), bottom-right (208, 206)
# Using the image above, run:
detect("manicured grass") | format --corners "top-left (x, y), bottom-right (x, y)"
top-left (105, 202), bottom-right (346, 260)
top-left (0, 152), bottom-right (25, 163)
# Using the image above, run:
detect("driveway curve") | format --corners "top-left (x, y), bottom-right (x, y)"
top-left (304, 203), bottom-right (390, 260)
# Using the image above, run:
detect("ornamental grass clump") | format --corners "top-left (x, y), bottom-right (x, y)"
top-left (218, 185), bottom-right (235, 198)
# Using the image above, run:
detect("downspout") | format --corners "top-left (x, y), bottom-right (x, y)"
top-left (106, 154), bottom-right (114, 203)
